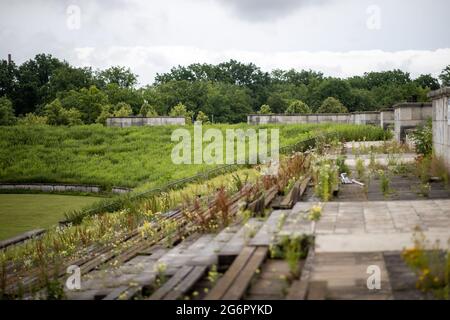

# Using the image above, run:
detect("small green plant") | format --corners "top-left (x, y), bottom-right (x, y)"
top-left (378, 170), bottom-right (390, 197)
top-left (154, 262), bottom-right (167, 287)
top-left (336, 156), bottom-right (349, 174)
top-left (356, 157), bottom-right (365, 179)
top-left (314, 161), bottom-right (338, 201)
top-left (419, 182), bottom-right (431, 198)
top-left (276, 235), bottom-right (311, 279)
top-left (207, 265), bottom-right (221, 284)
top-left (308, 205), bottom-right (322, 221)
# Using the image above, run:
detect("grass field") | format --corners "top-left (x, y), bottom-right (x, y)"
top-left (0, 194), bottom-right (101, 240)
top-left (0, 123), bottom-right (389, 190)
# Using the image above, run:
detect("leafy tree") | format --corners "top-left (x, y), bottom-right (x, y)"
top-left (285, 100), bottom-right (311, 114)
top-left (439, 65), bottom-right (450, 87)
top-left (0, 59), bottom-right (17, 99)
top-left (113, 102), bottom-right (133, 117)
top-left (97, 66), bottom-right (138, 88)
top-left (0, 96), bottom-right (16, 125)
top-left (258, 104), bottom-right (272, 114)
top-left (414, 74), bottom-right (440, 90)
top-left (14, 54), bottom-right (65, 115)
top-left (139, 102), bottom-right (158, 116)
top-left (60, 85), bottom-right (108, 124)
top-left (43, 99), bottom-right (82, 126)
top-left (317, 97), bottom-right (348, 113)
top-left (311, 78), bottom-right (353, 111)
top-left (266, 93), bottom-right (288, 113)
top-left (169, 103), bottom-right (194, 124)
top-left (16, 113), bottom-right (48, 126)
top-left (48, 65), bottom-right (94, 97)
top-left (196, 111), bottom-right (210, 124)
top-left (204, 82), bottom-right (253, 123)
top-left (104, 83), bottom-right (144, 114)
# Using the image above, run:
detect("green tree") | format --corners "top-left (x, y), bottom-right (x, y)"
top-left (414, 74), bottom-right (440, 90)
top-left (97, 66), bottom-right (138, 88)
top-left (169, 103), bottom-right (194, 124)
top-left (285, 100), bottom-right (311, 114)
top-left (139, 101), bottom-right (158, 117)
top-left (266, 93), bottom-right (288, 114)
top-left (439, 65), bottom-right (450, 87)
top-left (196, 111), bottom-right (210, 124)
top-left (317, 97), bottom-right (348, 113)
top-left (60, 85), bottom-right (108, 124)
top-left (0, 96), bottom-right (16, 125)
top-left (14, 54), bottom-right (65, 115)
top-left (104, 83), bottom-right (144, 114)
top-left (257, 104), bottom-right (272, 114)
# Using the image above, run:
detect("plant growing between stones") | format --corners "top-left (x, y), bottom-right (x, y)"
top-left (378, 170), bottom-right (390, 197)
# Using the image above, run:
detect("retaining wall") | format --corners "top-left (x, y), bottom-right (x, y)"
top-left (429, 87), bottom-right (450, 172)
top-left (107, 116), bottom-right (186, 127)
top-left (0, 183), bottom-right (131, 194)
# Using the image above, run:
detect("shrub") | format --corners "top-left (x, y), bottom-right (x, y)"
top-left (43, 99), bottom-right (83, 126)
top-left (285, 100), bottom-right (311, 114)
top-left (317, 97), bottom-right (348, 113)
top-left (140, 102), bottom-right (158, 117)
top-left (257, 104), bottom-right (272, 115)
top-left (0, 96), bottom-right (16, 126)
top-left (169, 103), bottom-right (194, 124)
top-left (196, 111), bottom-right (210, 124)
top-left (411, 118), bottom-right (432, 156)
top-left (113, 102), bottom-right (133, 117)
top-left (16, 113), bottom-right (48, 126)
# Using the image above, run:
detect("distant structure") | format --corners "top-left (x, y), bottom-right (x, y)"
top-left (106, 116), bottom-right (186, 127)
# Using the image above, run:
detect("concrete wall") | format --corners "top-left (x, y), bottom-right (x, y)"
top-left (380, 109), bottom-right (395, 130)
top-left (429, 87), bottom-right (450, 172)
top-left (393, 103), bottom-right (432, 142)
top-left (247, 112), bottom-right (383, 126)
top-left (353, 112), bottom-right (380, 126)
top-left (0, 183), bottom-right (131, 194)
top-left (247, 113), bottom-right (352, 125)
top-left (107, 116), bottom-right (186, 127)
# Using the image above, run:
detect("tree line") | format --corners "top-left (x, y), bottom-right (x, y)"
top-left (1, 53), bottom-right (449, 125)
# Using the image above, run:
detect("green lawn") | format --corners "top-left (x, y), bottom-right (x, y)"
top-left (0, 194), bottom-right (101, 240)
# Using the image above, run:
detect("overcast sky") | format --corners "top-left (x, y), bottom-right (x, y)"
top-left (1, 0), bottom-right (449, 85)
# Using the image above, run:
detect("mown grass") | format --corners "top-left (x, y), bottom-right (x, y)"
top-left (0, 194), bottom-right (100, 240)
top-left (0, 123), bottom-right (330, 189)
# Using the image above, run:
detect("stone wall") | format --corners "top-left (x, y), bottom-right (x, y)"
top-left (393, 102), bottom-right (432, 142)
top-left (107, 116), bottom-right (186, 127)
top-left (429, 87), bottom-right (450, 172)
top-left (0, 183), bottom-right (131, 194)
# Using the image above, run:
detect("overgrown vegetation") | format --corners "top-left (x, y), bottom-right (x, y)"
top-left (402, 229), bottom-right (449, 299)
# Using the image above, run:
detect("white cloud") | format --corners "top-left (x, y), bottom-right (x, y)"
top-left (74, 46), bottom-right (450, 85)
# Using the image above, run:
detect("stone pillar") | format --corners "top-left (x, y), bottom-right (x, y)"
top-left (393, 102), bottom-right (432, 142)
top-left (380, 109), bottom-right (394, 130)
top-left (428, 87), bottom-right (450, 172)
